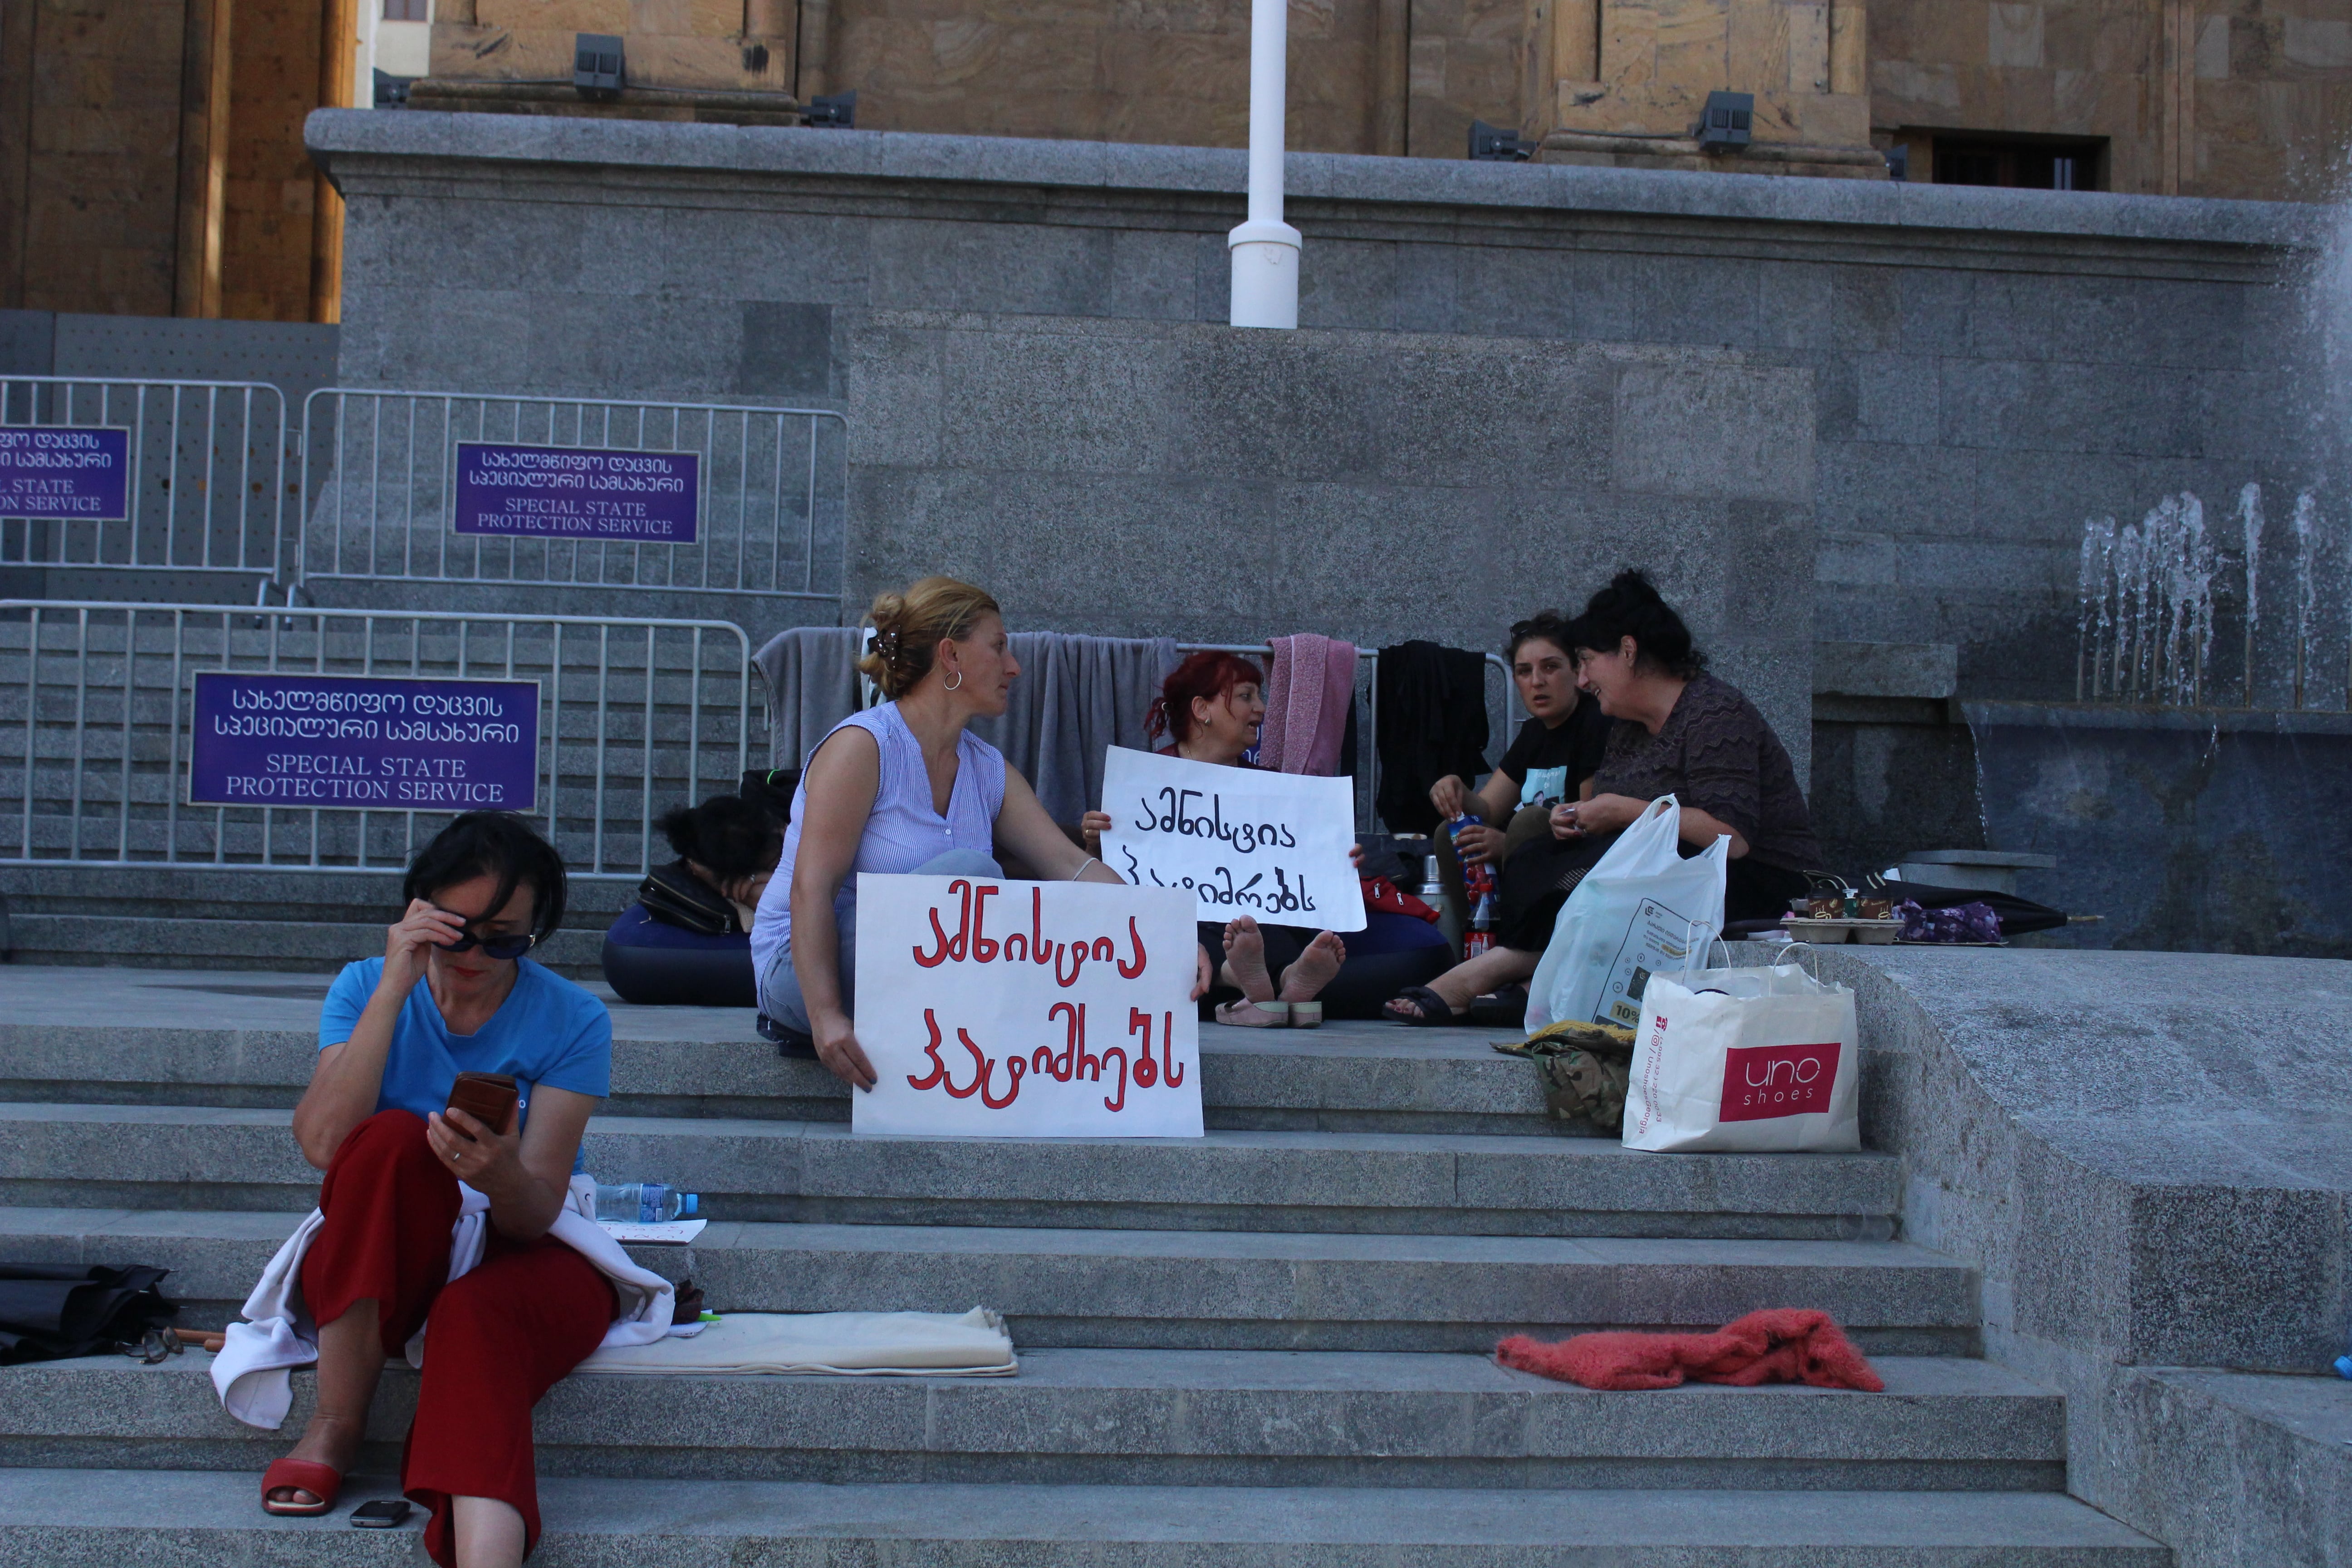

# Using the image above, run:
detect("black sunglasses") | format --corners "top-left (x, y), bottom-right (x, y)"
top-left (432, 907), bottom-right (537, 961)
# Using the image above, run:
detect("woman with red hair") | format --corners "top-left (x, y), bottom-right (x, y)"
top-left (1086, 651), bottom-right (1448, 1024)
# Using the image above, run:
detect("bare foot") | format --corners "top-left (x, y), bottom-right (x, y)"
top-left (1278, 931), bottom-right (1346, 1002)
top-left (266, 1411), bottom-right (366, 1508)
top-left (1220, 916), bottom-right (1276, 1003)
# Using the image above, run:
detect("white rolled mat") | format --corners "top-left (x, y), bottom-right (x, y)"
top-left (578, 1306), bottom-right (1016, 1377)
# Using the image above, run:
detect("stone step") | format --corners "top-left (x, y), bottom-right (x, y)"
top-left (0, 1471), bottom-right (2171, 1566)
top-left (0, 1104), bottom-right (1901, 1239)
top-left (0, 1209), bottom-right (1980, 1354)
top-left (0, 966), bottom-right (1558, 1133)
top-left (0, 1350), bottom-right (2063, 1491)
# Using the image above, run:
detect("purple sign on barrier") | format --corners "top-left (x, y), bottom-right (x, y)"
top-left (189, 673), bottom-right (541, 812)
top-left (0, 426), bottom-right (130, 521)
top-left (453, 442), bottom-right (698, 543)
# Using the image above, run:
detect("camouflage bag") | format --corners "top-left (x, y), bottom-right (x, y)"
top-left (1494, 1019), bottom-right (1636, 1134)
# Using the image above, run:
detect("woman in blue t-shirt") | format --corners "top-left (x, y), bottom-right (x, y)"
top-left (262, 812), bottom-right (614, 1568)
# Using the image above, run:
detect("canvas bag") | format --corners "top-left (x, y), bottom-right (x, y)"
top-left (1524, 795), bottom-right (1729, 1033)
top-left (1622, 959), bottom-right (1860, 1153)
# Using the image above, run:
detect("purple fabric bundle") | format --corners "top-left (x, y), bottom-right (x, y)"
top-left (1895, 899), bottom-right (2003, 944)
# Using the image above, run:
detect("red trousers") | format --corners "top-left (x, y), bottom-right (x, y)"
top-left (302, 1110), bottom-right (615, 1567)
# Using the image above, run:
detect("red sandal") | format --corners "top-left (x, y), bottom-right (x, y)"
top-left (260, 1457), bottom-right (343, 1517)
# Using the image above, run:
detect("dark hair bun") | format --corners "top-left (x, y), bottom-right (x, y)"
top-left (1569, 569), bottom-right (1706, 678)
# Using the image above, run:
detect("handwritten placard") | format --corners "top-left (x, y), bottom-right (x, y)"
top-left (852, 874), bottom-right (1202, 1139)
top-left (188, 673), bottom-right (539, 810)
top-left (0, 426), bottom-right (129, 521)
top-left (454, 442), bottom-right (699, 543)
top-left (1098, 749), bottom-right (1366, 931)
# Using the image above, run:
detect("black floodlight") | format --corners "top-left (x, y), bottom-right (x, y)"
top-left (574, 34), bottom-right (625, 101)
top-left (1468, 120), bottom-right (1534, 162)
top-left (1884, 144), bottom-right (1908, 181)
top-left (805, 91), bottom-right (857, 128)
top-left (372, 68), bottom-right (411, 108)
top-left (1697, 91), bottom-right (1752, 150)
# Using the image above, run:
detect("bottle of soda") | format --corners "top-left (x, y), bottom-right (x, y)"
top-left (593, 1182), bottom-right (701, 1223)
top-left (1447, 813), bottom-right (1497, 958)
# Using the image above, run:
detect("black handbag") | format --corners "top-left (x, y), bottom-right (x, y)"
top-left (639, 860), bottom-right (740, 936)
top-left (0, 1264), bottom-right (178, 1365)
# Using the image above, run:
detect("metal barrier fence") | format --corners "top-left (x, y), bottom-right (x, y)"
top-left (0, 602), bottom-right (753, 878)
top-left (1, 377), bottom-right (290, 592)
top-left (297, 388), bottom-right (847, 603)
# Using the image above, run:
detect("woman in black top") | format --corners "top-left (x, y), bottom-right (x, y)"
top-left (1388, 576), bottom-right (1822, 1024)
top-left (1426, 610), bottom-right (1610, 881)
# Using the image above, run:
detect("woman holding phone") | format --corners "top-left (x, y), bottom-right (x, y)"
top-left (265, 811), bottom-right (613, 1568)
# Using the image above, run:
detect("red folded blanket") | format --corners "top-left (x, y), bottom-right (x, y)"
top-left (1495, 1308), bottom-right (1884, 1392)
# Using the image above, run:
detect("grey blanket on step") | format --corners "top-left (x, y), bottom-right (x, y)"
top-left (754, 628), bottom-right (1178, 826)
top-left (753, 627), bottom-right (864, 770)
top-left (969, 634), bottom-right (1180, 826)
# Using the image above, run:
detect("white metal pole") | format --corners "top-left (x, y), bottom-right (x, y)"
top-left (1228, 0), bottom-right (1301, 328)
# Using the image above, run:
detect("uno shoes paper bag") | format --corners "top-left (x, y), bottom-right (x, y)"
top-left (1622, 962), bottom-right (1860, 1153)
top-left (1525, 795), bottom-right (1728, 1034)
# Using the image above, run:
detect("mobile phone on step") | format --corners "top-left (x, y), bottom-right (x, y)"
top-left (351, 1499), bottom-right (412, 1529)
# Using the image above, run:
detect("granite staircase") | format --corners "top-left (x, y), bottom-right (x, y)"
top-left (0, 965), bottom-right (2166, 1563)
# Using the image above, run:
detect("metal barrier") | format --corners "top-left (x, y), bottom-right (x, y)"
top-left (0, 602), bottom-right (752, 878)
top-left (0, 377), bottom-right (290, 593)
top-left (295, 388), bottom-right (846, 603)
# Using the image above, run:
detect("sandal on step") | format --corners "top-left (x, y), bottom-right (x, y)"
top-left (1287, 1000), bottom-right (1323, 1029)
top-left (1385, 985), bottom-right (1464, 1026)
top-left (260, 1457), bottom-right (344, 1517)
top-left (1214, 998), bottom-right (1291, 1028)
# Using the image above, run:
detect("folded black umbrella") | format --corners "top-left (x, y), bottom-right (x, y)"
top-left (0, 1264), bottom-right (178, 1364)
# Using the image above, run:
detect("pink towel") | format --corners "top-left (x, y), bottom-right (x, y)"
top-left (1260, 635), bottom-right (1356, 775)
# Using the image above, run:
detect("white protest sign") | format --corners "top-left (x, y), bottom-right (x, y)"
top-left (1098, 748), bottom-right (1366, 931)
top-left (851, 873), bottom-right (1202, 1139)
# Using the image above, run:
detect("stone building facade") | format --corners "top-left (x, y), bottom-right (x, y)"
top-left (2, 0), bottom-right (2348, 322)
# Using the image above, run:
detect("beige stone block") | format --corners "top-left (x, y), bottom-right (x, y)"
top-left (475, 0), bottom-right (629, 32)
top-left (1287, 0), bottom-right (1336, 40)
top-left (1101, 29), bottom-right (1244, 98)
top-left (1113, 0), bottom-right (1244, 37)
top-left (1460, 0), bottom-right (1531, 44)
top-left (2194, 12), bottom-right (2229, 80)
top-left (1986, 4), bottom-right (2042, 69)
top-left (1870, 57), bottom-right (1961, 114)
top-left (278, 177), bottom-right (314, 214)
top-left (1791, 87), bottom-right (1868, 144)
top-left (1785, 1), bottom-right (1828, 94)
top-left (1894, 0), bottom-right (1986, 69)
top-left (1410, 34), bottom-right (1447, 94)
top-left (1719, 0), bottom-right (1782, 96)
top-left (2285, 15), bottom-right (2352, 71)
top-left (1828, 0), bottom-right (1863, 93)
top-left (1601, 2), bottom-right (1657, 89)
top-left (2084, 3), bottom-right (2155, 76)
top-left (1444, 34), bottom-right (1522, 106)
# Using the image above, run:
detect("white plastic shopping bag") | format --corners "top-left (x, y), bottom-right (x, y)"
top-left (1524, 795), bottom-right (1728, 1033)
top-left (1622, 960), bottom-right (1859, 1152)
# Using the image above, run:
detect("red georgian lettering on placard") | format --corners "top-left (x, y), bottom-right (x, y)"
top-left (1718, 1040), bottom-right (1841, 1122)
top-left (909, 882), bottom-right (1147, 983)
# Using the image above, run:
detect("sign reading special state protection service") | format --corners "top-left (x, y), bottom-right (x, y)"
top-left (853, 874), bottom-right (1202, 1139)
top-left (0, 426), bottom-right (130, 521)
top-left (453, 442), bottom-right (699, 543)
top-left (188, 673), bottom-right (540, 811)
top-left (1098, 748), bottom-right (1366, 931)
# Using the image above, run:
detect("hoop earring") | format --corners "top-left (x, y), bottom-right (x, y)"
top-left (944, 671), bottom-right (963, 692)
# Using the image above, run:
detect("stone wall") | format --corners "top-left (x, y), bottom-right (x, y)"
top-left (1829, 943), bottom-right (2352, 1566)
top-left (0, 0), bottom-right (189, 315)
top-left (1875, 0), bottom-right (2352, 201)
top-left (310, 112), bottom-right (2321, 714)
top-left (841, 311), bottom-right (1817, 769)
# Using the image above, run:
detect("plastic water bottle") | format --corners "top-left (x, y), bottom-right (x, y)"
top-left (593, 1182), bottom-right (699, 1223)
